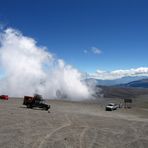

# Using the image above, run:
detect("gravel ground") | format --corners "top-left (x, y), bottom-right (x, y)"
top-left (0, 98), bottom-right (148, 148)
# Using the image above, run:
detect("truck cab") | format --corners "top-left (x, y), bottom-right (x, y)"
top-left (23, 94), bottom-right (50, 111)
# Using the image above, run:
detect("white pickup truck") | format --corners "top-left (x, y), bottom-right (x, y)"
top-left (105, 103), bottom-right (119, 111)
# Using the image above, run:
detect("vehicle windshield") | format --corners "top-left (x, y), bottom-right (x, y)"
top-left (108, 103), bottom-right (114, 106)
top-left (40, 99), bottom-right (45, 103)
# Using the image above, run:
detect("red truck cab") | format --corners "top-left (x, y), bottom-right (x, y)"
top-left (0, 95), bottom-right (9, 100)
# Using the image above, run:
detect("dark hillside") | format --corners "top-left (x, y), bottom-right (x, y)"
top-left (99, 85), bottom-right (148, 99)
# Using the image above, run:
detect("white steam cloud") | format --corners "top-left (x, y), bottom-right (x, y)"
top-left (0, 28), bottom-right (91, 100)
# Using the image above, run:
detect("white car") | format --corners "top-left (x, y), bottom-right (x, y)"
top-left (105, 103), bottom-right (118, 111)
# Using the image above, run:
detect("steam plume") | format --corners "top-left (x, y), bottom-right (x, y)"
top-left (0, 28), bottom-right (91, 100)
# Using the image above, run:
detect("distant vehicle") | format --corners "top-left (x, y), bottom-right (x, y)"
top-left (105, 103), bottom-right (118, 111)
top-left (23, 94), bottom-right (50, 111)
top-left (0, 95), bottom-right (9, 100)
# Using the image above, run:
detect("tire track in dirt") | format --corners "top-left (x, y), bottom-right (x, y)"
top-left (88, 128), bottom-right (98, 148)
top-left (32, 112), bottom-right (53, 148)
top-left (125, 122), bottom-right (148, 148)
top-left (79, 126), bottom-right (89, 148)
top-left (22, 110), bottom-right (32, 148)
top-left (38, 114), bottom-right (71, 148)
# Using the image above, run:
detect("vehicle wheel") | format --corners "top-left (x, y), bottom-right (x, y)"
top-left (45, 107), bottom-right (49, 111)
top-left (48, 105), bottom-right (50, 109)
top-left (27, 104), bottom-right (32, 109)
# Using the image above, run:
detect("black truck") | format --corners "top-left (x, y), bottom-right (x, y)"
top-left (23, 94), bottom-right (50, 111)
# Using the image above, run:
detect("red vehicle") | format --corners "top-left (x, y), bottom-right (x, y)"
top-left (0, 95), bottom-right (9, 100)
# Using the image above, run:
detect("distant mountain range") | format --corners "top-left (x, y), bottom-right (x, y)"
top-left (85, 76), bottom-right (148, 98)
top-left (120, 78), bottom-right (148, 88)
top-left (85, 76), bottom-right (148, 87)
top-left (99, 85), bottom-right (148, 99)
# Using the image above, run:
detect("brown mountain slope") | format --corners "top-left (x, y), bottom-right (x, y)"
top-left (99, 86), bottom-right (148, 98)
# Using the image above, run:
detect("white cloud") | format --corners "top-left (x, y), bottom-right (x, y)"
top-left (91, 47), bottom-right (101, 54)
top-left (0, 27), bottom-right (92, 100)
top-left (83, 47), bottom-right (101, 55)
top-left (88, 67), bottom-right (148, 80)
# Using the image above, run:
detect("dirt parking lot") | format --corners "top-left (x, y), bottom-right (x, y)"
top-left (0, 98), bottom-right (148, 148)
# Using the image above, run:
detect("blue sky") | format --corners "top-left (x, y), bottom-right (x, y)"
top-left (0, 0), bottom-right (148, 73)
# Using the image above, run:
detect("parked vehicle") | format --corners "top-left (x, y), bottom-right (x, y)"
top-left (0, 95), bottom-right (9, 100)
top-left (23, 94), bottom-right (50, 111)
top-left (105, 103), bottom-right (118, 111)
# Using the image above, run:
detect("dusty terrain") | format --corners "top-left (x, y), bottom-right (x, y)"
top-left (0, 98), bottom-right (148, 148)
